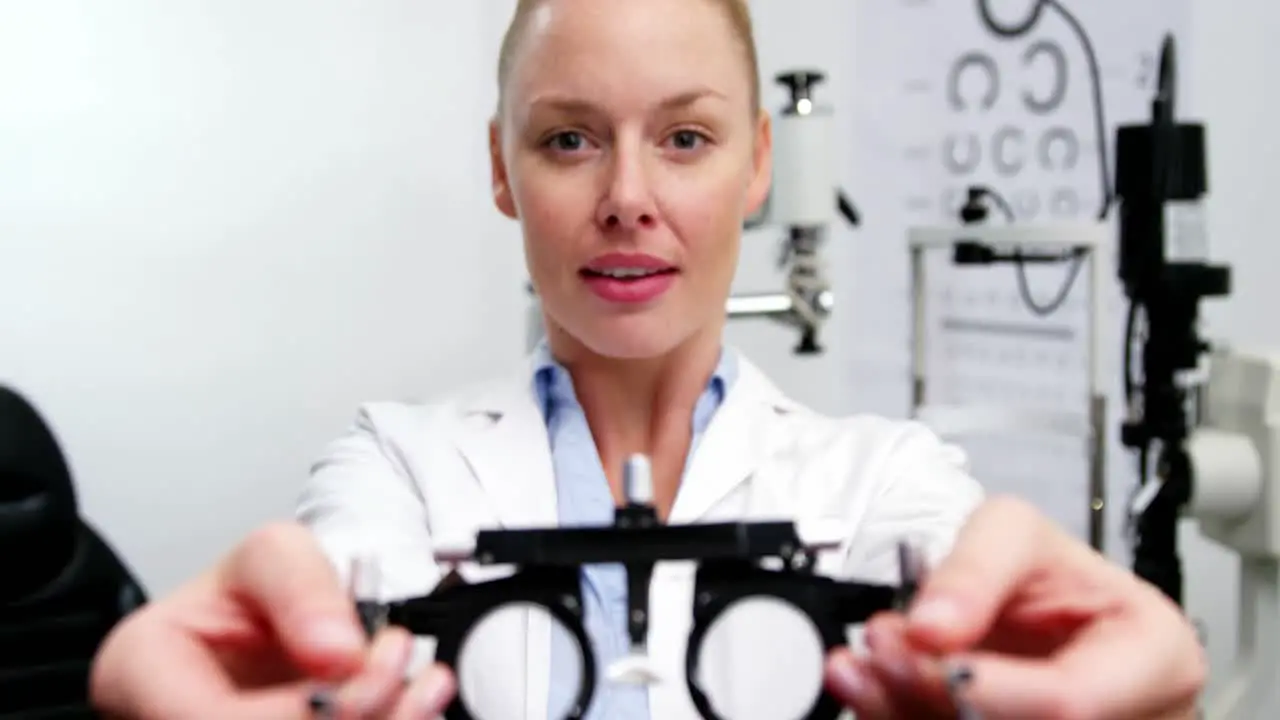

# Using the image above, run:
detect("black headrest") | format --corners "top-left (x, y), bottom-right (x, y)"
top-left (0, 386), bottom-right (80, 602)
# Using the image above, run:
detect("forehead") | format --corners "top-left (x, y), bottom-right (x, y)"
top-left (509, 0), bottom-right (750, 112)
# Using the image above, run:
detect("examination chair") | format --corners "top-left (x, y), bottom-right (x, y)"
top-left (0, 385), bottom-right (146, 719)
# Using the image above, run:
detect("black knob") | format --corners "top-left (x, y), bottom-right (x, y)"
top-left (959, 187), bottom-right (988, 224)
top-left (776, 70), bottom-right (826, 105)
top-left (795, 328), bottom-right (823, 355)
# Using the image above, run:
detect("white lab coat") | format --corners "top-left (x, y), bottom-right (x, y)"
top-left (297, 351), bottom-right (984, 720)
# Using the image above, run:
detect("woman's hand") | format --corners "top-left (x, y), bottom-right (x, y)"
top-left (826, 497), bottom-right (1207, 720)
top-left (89, 522), bottom-right (456, 719)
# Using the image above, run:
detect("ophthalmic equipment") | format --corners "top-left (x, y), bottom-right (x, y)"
top-left (524, 70), bottom-right (860, 356)
top-left (349, 454), bottom-right (920, 720)
top-left (727, 70), bottom-right (860, 355)
top-left (913, 31), bottom-right (1276, 718)
top-left (1182, 346), bottom-right (1280, 719)
top-left (1116, 36), bottom-right (1280, 720)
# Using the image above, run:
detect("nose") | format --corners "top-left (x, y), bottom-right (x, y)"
top-left (596, 146), bottom-right (658, 231)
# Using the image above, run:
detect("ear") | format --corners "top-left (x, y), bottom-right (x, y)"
top-left (744, 110), bottom-right (772, 217)
top-left (490, 118), bottom-right (518, 219)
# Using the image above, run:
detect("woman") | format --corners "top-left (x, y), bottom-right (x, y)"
top-left (89, 0), bottom-right (1207, 717)
top-left (301, 0), bottom-right (981, 715)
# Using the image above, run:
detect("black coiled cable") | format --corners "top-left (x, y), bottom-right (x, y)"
top-left (976, 0), bottom-right (1112, 315)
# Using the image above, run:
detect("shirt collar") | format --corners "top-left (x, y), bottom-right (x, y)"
top-left (530, 340), bottom-right (739, 424)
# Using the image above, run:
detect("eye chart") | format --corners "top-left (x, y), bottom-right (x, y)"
top-left (849, 0), bottom-right (1190, 546)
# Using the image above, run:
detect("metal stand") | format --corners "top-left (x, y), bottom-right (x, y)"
top-left (906, 222), bottom-right (1110, 552)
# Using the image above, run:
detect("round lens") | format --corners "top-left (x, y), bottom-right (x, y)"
top-left (693, 596), bottom-right (826, 720)
top-left (454, 601), bottom-right (588, 720)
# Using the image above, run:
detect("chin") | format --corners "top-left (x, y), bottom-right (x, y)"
top-left (568, 313), bottom-right (700, 361)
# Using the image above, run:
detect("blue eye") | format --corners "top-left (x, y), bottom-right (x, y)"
top-left (547, 131), bottom-right (586, 151)
top-left (670, 130), bottom-right (706, 151)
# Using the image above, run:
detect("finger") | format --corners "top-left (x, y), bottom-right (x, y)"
top-left (92, 613), bottom-right (230, 719)
top-left (862, 615), bottom-right (952, 716)
top-left (220, 522), bottom-right (367, 679)
top-left (948, 651), bottom-right (1075, 720)
top-left (390, 664), bottom-right (456, 720)
top-left (93, 615), bottom-right (318, 720)
top-left (863, 615), bottom-right (918, 687)
top-left (903, 496), bottom-right (1053, 650)
top-left (333, 627), bottom-right (414, 717)
top-left (223, 682), bottom-right (345, 720)
top-left (957, 609), bottom-right (1205, 720)
top-left (824, 648), bottom-right (895, 720)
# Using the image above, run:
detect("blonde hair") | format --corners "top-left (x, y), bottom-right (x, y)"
top-left (495, 0), bottom-right (762, 117)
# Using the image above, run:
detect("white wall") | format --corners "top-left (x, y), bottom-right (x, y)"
top-left (1, 0), bottom-right (1276, 704)
top-left (0, 2), bottom-right (527, 595)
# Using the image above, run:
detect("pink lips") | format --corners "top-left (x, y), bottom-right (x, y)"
top-left (580, 252), bottom-right (678, 304)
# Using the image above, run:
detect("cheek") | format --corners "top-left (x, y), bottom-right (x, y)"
top-left (658, 170), bottom-right (746, 262)
top-left (512, 165), bottom-right (593, 269)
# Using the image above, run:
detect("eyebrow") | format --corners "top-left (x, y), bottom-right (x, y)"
top-left (528, 88), bottom-right (726, 115)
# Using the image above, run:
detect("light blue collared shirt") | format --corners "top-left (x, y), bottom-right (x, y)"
top-left (531, 341), bottom-right (739, 720)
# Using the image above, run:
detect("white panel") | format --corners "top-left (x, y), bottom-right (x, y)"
top-left (851, 0), bottom-right (1190, 549)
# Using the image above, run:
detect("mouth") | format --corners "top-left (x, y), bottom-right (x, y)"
top-left (579, 267), bottom-right (679, 281)
top-left (578, 261), bottom-right (680, 304)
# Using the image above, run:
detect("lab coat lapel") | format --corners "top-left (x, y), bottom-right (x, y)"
top-left (669, 355), bottom-right (795, 524)
top-left (649, 356), bottom-right (800, 720)
top-left (452, 358), bottom-right (559, 530)
top-left (448, 351), bottom-right (800, 720)
top-left (452, 350), bottom-right (793, 528)
top-left (451, 358), bottom-right (557, 720)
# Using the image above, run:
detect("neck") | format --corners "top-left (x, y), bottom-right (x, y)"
top-left (545, 322), bottom-right (725, 516)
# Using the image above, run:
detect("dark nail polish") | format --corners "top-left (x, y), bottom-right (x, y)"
top-left (946, 663), bottom-right (974, 689)
top-left (308, 687), bottom-right (337, 718)
top-left (945, 663), bottom-right (980, 720)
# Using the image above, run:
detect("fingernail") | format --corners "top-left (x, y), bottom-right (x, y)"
top-left (909, 597), bottom-right (962, 632)
top-left (863, 621), bottom-right (885, 650)
top-left (864, 630), bottom-right (916, 683)
top-left (416, 670), bottom-right (455, 714)
top-left (828, 656), bottom-right (870, 700)
top-left (870, 651), bottom-right (916, 684)
top-left (308, 687), bottom-right (337, 719)
top-left (945, 661), bottom-right (980, 720)
top-left (371, 630), bottom-right (407, 673)
top-left (311, 618), bottom-right (365, 655)
top-left (946, 662), bottom-right (974, 690)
